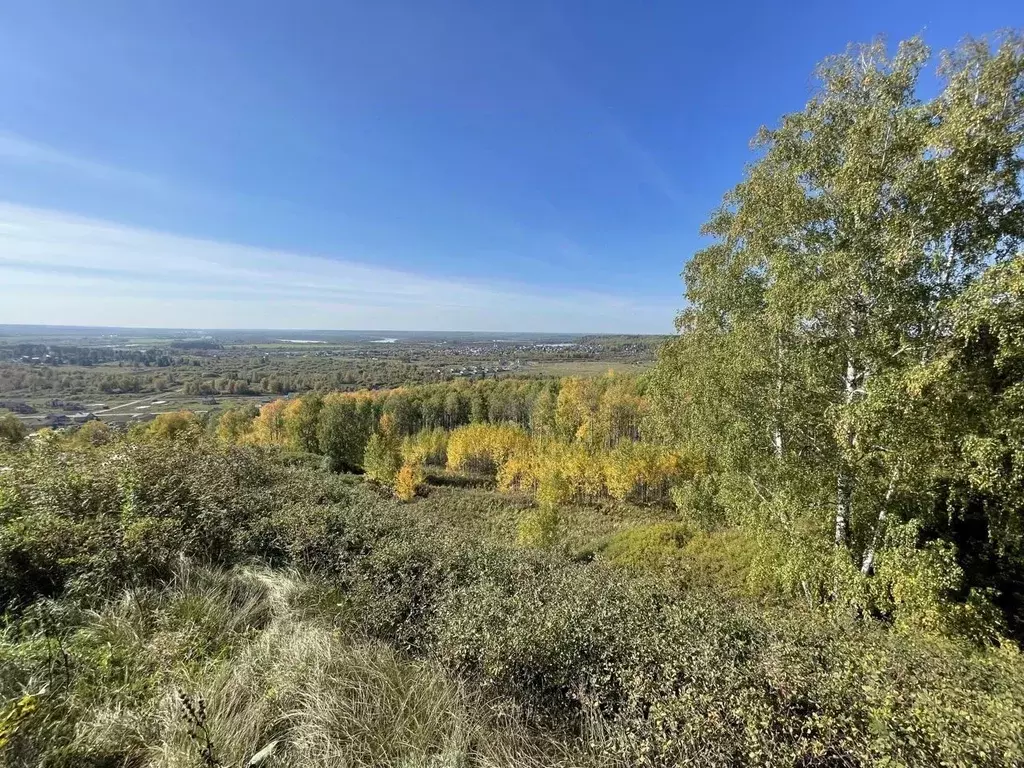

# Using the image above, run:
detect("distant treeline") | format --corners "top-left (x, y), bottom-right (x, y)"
top-left (1, 343), bottom-right (177, 367)
top-left (0, 359), bottom-right (445, 397)
top-left (208, 374), bottom-right (683, 506)
top-left (0, 365), bottom-right (182, 396)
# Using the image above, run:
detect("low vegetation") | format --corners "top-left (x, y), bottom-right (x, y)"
top-left (1, 430), bottom-right (1023, 767)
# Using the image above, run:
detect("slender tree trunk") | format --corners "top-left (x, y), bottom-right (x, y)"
top-left (835, 463), bottom-right (852, 547)
top-left (835, 354), bottom-right (859, 548)
top-left (861, 469), bottom-right (899, 575)
top-left (772, 330), bottom-right (785, 460)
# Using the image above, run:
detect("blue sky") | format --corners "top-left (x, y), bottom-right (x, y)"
top-left (0, 1), bottom-right (1019, 333)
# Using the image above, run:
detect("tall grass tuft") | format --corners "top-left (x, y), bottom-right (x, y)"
top-left (0, 561), bottom-right (600, 768)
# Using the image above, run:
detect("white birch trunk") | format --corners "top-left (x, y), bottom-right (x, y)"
top-left (861, 469), bottom-right (899, 575)
top-left (835, 354), bottom-right (858, 548)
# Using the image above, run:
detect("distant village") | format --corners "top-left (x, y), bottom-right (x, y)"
top-left (1, 398), bottom-right (161, 431)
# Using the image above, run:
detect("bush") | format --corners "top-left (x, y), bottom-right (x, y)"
top-left (0, 413), bottom-right (26, 446)
top-left (600, 522), bottom-right (690, 571)
top-left (394, 462), bottom-right (425, 502)
top-left (516, 506), bottom-right (561, 549)
top-left (0, 436), bottom-right (290, 610)
top-left (147, 410), bottom-right (204, 441)
top-left (678, 528), bottom-right (760, 595)
top-left (71, 419), bottom-right (112, 446)
top-left (363, 432), bottom-right (401, 486)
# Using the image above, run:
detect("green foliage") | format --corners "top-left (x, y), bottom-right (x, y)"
top-left (316, 394), bottom-right (372, 472)
top-left (650, 31), bottom-right (1024, 637)
top-left (0, 414), bottom-right (25, 446)
top-left (865, 521), bottom-right (1007, 644)
top-left (600, 522), bottom-right (690, 571)
top-left (71, 419), bottom-right (112, 447)
top-left (678, 529), bottom-right (760, 594)
top-left (516, 506), bottom-right (561, 549)
top-left (0, 436), bottom-right (1023, 766)
top-left (429, 546), bottom-right (1024, 767)
top-left (0, 436), bottom-right (289, 610)
top-left (0, 694), bottom-right (37, 752)
top-left (363, 431), bottom-right (401, 486)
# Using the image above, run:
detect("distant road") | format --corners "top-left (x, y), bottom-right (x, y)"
top-left (94, 387), bottom-right (188, 414)
top-left (94, 397), bottom-right (149, 414)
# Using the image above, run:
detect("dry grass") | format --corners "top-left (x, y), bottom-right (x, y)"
top-left (1, 562), bottom-right (604, 768)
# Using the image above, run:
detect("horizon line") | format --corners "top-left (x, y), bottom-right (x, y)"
top-left (0, 322), bottom-right (671, 337)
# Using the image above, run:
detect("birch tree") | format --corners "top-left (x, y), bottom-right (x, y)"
top-left (652, 33), bottom-right (1024, 583)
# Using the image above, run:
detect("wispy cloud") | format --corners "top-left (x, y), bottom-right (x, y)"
top-left (0, 132), bottom-right (168, 192)
top-left (526, 50), bottom-right (688, 210)
top-left (0, 202), bottom-right (673, 332)
top-left (602, 119), bottom-right (688, 209)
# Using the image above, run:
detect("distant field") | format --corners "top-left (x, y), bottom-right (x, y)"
top-left (519, 360), bottom-right (653, 377)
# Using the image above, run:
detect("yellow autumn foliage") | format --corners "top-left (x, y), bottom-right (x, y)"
top-left (401, 428), bottom-right (448, 466)
top-left (147, 410), bottom-right (202, 441)
top-left (394, 461), bottom-right (425, 502)
top-left (189, 375), bottom-right (684, 506)
top-left (249, 398), bottom-right (289, 445)
top-left (603, 441), bottom-right (687, 504)
top-left (446, 423), bottom-right (530, 474)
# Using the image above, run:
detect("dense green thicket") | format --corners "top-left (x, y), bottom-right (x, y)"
top-left (651, 32), bottom-right (1024, 642)
top-left (2, 434), bottom-right (1023, 766)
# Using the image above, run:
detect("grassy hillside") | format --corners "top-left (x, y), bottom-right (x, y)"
top-left (2, 432), bottom-right (1022, 767)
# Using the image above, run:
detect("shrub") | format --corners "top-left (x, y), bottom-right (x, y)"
top-left (3, 434), bottom-right (1024, 767)
top-left (394, 462), bottom-right (425, 502)
top-left (0, 437), bottom-right (289, 610)
top-left (516, 506), bottom-right (561, 549)
top-left (147, 410), bottom-right (203, 441)
top-left (678, 528), bottom-right (759, 594)
top-left (0, 413), bottom-right (26, 446)
top-left (363, 432), bottom-right (401, 486)
top-left (600, 522), bottom-right (690, 571)
top-left (72, 419), bottom-right (112, 446)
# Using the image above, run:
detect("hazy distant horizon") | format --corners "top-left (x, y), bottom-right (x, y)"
top-left (0, 323), bottom-right (668, 338)
top-left (0, 203), bottom-right (676, 335)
